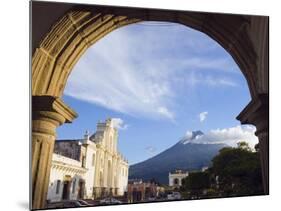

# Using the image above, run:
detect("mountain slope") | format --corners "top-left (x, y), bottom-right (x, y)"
top-left (129, 131), bottom-right (226, 184)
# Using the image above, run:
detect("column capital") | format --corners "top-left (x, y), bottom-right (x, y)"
top-left (32, 96), bottom-right (77, 123)
top-left (32, 96), bottom-right (78, 135)
top-left (237, 94), bottom-right (268, 136)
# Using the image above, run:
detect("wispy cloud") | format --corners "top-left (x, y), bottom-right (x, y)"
top-left (157, 106), bottom-right (175, 120)
top-left (65, 22), bottom-right (240, 121)
top-left (183, 125), bottom-right (258, 149)
top-left (199, 111), bottom-right (208, 122)
top-left (145, 146), bottom-right (157, 156)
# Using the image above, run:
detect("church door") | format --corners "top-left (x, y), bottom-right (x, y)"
top-left (78, 180), bottom-right (85, 199)
top-left (62, 181), bottom-right (70, 200)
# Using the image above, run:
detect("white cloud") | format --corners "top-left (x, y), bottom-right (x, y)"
top-left (65, 22), bottom-right (240, 120)
top-left (111, 118), bottom-right (128, 130)
top-left (185, 72), bottom-right (238, 87)
top-left (183, 125), bottom-right (258, 149)
top-left (199, 111), bottom-right (208, 122)
top-left (185, 131), bottom-right (193, 139)
top-left (157, 106), bottom-right (175, 120)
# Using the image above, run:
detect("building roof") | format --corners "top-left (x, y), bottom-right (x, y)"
top-left (56, 139), bottom-right (81, 142)
top-left (169, 169), bottom-right (188, 174)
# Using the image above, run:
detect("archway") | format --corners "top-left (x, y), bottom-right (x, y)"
top-left (32, 10), bottom-right (260, 97)
top-left (31, 3), bottom-right (268, 209)
top-left (174, 178), bottom-right (179, 186)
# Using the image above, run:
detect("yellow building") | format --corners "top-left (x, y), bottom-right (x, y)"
top-left (47, 119), bottom-right (129, 202)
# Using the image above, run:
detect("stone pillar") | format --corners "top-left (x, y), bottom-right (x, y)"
top-left (112, 156), bottom-right (117, 190)
top-left (94, 147), bottom-right (101, 187)
top-left (104, 152), bottom-right (109, 188)
top-left (237, 94), bottom-right (269, 194)
top-left (116, 158), bottom-right (121, 193)
top-left (257, 131), bottom-right (269, 194)
top-left (32, 96), bottom-right (77, 209)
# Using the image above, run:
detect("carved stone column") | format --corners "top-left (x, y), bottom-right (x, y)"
top-left (32, 96), bottom-right (77, 209)
top-left (112, 156), bottom-right (117, 190)
top-left (237, 94), bottom-right (269, 194)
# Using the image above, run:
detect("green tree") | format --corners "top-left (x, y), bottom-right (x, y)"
top-left (211, 142), bottom-right (263, 196)
top-left (183, 171), bottom-right (210, 197)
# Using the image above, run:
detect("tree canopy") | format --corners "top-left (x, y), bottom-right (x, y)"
top-left (211, 142), bottom-right (263, 195)
top-left (180, 142), bottom-right (263, 198)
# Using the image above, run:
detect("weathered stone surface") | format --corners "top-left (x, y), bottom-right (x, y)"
top-left (32, 8), bottom-right (266, 98)
top-left (32, 96), bottom-right (77, 209)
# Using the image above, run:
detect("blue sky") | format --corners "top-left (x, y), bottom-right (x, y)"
top-left (57, 21), bottom-right (257, 165)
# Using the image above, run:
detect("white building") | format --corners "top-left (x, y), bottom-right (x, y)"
top-left (169, 170), bottom-right (189, 187)
top-left (201, 166), bottom-right (209, 172)
top-left (47, 119), bottom-right (129, 202)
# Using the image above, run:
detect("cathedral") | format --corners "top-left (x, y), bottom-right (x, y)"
top-left (47, 119), bottom-right (129, 202)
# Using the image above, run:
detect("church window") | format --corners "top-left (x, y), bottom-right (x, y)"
top-left (92, 153), bottom-right (95, 166)
top-left (56, 180), bottom-right (61, 194)
top-left (82, 156), bottom-right (86, 167)
top-left (110, 135), bottom-right (113, 151)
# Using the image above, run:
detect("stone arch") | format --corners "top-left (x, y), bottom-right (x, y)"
top-left (31, 5), bottom-right (268, 209)
top-left (174, 178), bottom-right (179, 186)
top-left (32, 9), bottom-right (259, 98)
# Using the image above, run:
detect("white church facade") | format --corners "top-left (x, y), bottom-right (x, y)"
top-left (47, 119), bottom-right (129, 202)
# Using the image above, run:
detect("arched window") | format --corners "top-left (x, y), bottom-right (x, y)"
top-left (110, 135), bottom-right (113, 151)
top-left (174, 178), bottom-right (179, 185)
top-left (82, 155), bottom-right (86, 167)
top-left (56, 180), bottom-right (61, 194)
